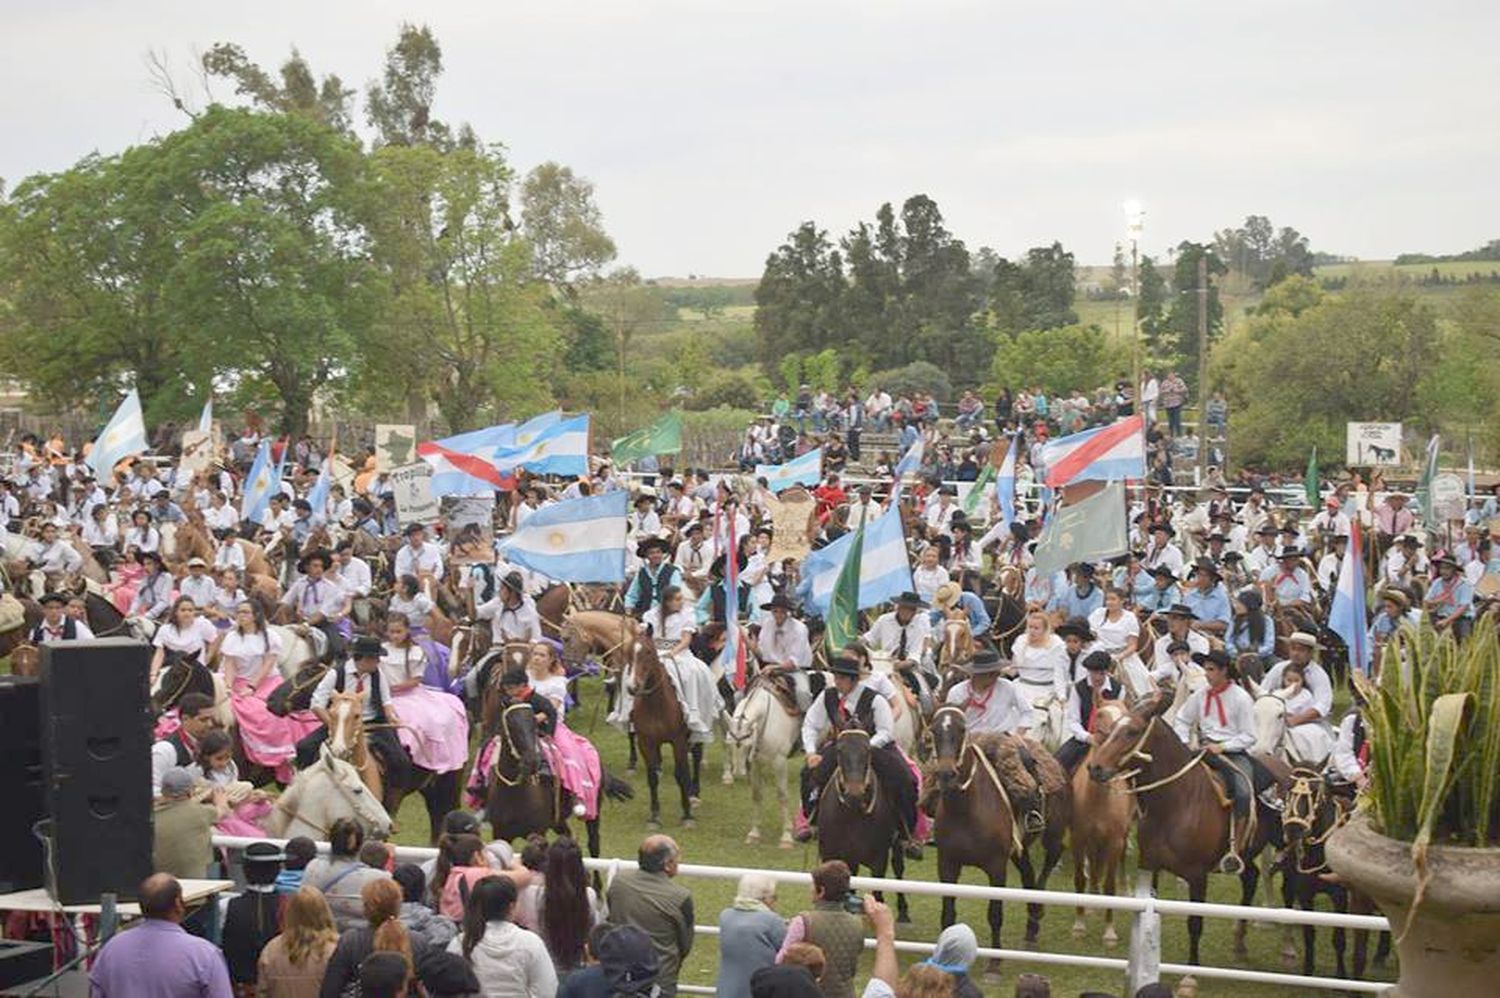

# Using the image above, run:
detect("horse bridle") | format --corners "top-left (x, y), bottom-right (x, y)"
top-left (831, 728), bottom-right (879, 815)
top-left (489, 702), bottom-right (543, 788)
top-left (1109, 714), bottom-right (1209, 795)
top-left (1283, 769), bottom-right (1348, 874)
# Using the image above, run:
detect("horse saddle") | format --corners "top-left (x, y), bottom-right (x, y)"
top-left (751, 671), bottom-right (804, 717)
top-left (293, 624), bottom-right (329, 661)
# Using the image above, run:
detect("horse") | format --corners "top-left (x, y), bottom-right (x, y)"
top-left (936, 609), bottom-right (976, 673)
top-left (81, 589), bottom-right (153, 641)
top-left (725, 676), bottom-right (802, 847)
top-left (989, 567), bottom-right (1028, 648)
top-left (1279, 770), bottom-right (1389, 979)
top-left (535, 583), bottom-right (573, 638)
top-left (817, 728), bottom-right (909, 923)
top-left (477, 642), bottom-right (534, 732)
top-left (561, 609), bottom-right (643, 767)
top-left (924, 706), bottom-right (1017, 972)
top-left (324, 688), bottom-right (461, 845)
top-left (619, 629), bottom-right (696, 827)
top-left (264, 746), bottom-right (393, 839)
top-left (1252, 694), bottom-right (1334, 771)
top-left (1088, 693), bottom-right (1282, 964)
top-left (1068, 701), bottom-right (1134, 949)
top-left (1009, 737), bottom-right (1072, 947)
top-left (266, 624), bottom-right (324, 680)
top-left (481, 700), bottom-right (629, 858)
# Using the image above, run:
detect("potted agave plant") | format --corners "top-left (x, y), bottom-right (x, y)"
top-left (1326, 618), bottom-right (1500, 997)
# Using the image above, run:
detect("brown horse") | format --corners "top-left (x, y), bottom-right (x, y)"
top-left (817, 729), bottom-right (909, 922)
top-left (620, 630), bottom-right (696, 827)
top-left (937, 608), bottom-right (975, 673)
top-left (325, 688), bottom-right (460, 844)
top-left (925, 706), bottom-right (1015, 968)
top-left (1068, 701), bottom-right (1133, 948)
top-left (1088, 693), bottom-right (1281, 964)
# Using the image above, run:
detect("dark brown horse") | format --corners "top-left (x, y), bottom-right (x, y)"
top-left (1088, 693), bottom-right (1281, 964)
top-left (817, 729), bottom-right (908, 921)
top-left (925, 706), bottom-right (1015, 969)
top-left (1280, 770), bottom-right (1389, 979)
top-left (620, 629), bottom-right (695, 827)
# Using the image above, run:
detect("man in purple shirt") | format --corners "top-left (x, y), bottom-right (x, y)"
top-left (90, 873), bottom-right (232, 998)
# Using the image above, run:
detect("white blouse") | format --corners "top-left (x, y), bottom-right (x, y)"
top-left (1087, 607), bottom-right (1140, 654)
top-left (1009, 633), bottom-right (1070, 700)
top-left (379, 643), bottom-right (428, 689)
top-left (153, 618), bottom-right (220, 654)
top-left (912, 565), bottom-right (950, 605)
top-left (219, 627), bottom-right (283, 663)
top-left (652, 609), bottom-right (697, 646)
top-left (532, 674), bottom-right (570, 710)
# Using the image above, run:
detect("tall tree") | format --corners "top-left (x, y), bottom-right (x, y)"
top-left (200, 43), bottom-right (355, 133)
top-left (987, 242), bottom-right (1078, 333)
top-left (520, 162), bottom-right (617, 293)
top-left (754, 222), bottom-right (846, 369)
top-left (1163, 241), bottom-right (1228, 377)
top-left (364, 24), bottom-right (475, 150)
top-left (1136, 254), bottom-right (1169, 349)
top-left (1213, 214), bottom-right (1315, 288)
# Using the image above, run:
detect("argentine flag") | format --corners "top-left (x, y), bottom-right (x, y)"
top-left (307, 456), bottom-right (334, 522)
top-left (755, 447), bottom-right (824, 493)
top-left (240, 440), bottom-right (278, 524)
top-left (499, 490), bottom-right (628, 582)
top-left (85, 390), bottom-right (149, 479)
top-left (796, 503), bottom-right (912, 617)
top-left (197, 398), bottom-right (213, 434)
top-left (894, 436), bottom-right (925, 478)
top-left (494, 414), bottom-right (589, 477)
top-left (995, 432), bottom-right (1020, 526)
top-left (1328, 521), bottom-right (1372, 675)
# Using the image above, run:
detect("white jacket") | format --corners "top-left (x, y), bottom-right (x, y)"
top-left (448, 920), bottom-right (558, 997)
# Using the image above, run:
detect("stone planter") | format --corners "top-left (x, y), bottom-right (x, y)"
top-left (1326, 813), bottom-right (1500, 998)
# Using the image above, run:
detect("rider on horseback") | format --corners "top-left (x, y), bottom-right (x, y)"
top-left (796, 653), bottom-right (922, 859)
top-left (1172, 649), bottom-right (1271, 874)
top-left (750, 594), bottom-right (816, 710)
top-left (280, 549), bottom-right (349, 660)
top-left (1054, 651), bottom-right (1124, 776)
top-left (1261, 545), bottom-right (1314, 612)
top-left (945, 648), bottom-right (1046, 830)
top-left (295, 635), bottom-right (413, 789)
top-left (862, 592), bottom-right (935, 710)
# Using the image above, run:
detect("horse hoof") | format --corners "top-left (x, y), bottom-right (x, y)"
top-left (682, 817), bottom-right (697, 829)
top-left (745, 831), bottom-right (760, 845)
top-left (1071, 919), bottom-right (1086, 939)
top-left (1280, 950), bottom-right (1297, 970)
top-left (721, 772), bottom-right (735, 786)
top-left (689, 795), bottom-right (702, 807)
top-left (1103, 925), bottom-right (1119, 949)
top-left (778, 834), bottom-right (794, 850)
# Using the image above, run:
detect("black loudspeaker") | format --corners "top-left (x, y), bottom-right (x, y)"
top-left (40, 639), bottom-right (153, 904)
top-left (0, 677), bottom-right (43, 894)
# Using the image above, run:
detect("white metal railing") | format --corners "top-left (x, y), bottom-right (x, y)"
top-left (212, 835), bottom-right (1393, 994)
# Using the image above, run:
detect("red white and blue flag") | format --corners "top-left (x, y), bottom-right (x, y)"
top-left (1039, 414), bottom-right (1146, 488)
top-left (417, 424), bottom-right (518, 497)
top-left (1328, 521), bottom-right (1371, 675)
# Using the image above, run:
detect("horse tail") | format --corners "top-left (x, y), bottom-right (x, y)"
top-left (601, 771), bottom-right (635, 802)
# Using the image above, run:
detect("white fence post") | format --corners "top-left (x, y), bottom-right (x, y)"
top-left (1126, 870), bottom-right (1161, 994)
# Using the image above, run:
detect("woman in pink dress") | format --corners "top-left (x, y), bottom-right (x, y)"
top-left (380, 614), bottom-right (469, 775)
top-left (192, 729), bottom-right (273, 836)
top-left (221, 600), bottom-right (302, 781)
top-left (530, 641), bottom-right (603, 820)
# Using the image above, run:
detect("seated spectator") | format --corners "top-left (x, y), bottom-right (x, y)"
top-left (392, 862), bottom-right (459, 950)
top-left (302, 818), bottom-right (391, 931)
top-left (276, 836), bottom-right (319, 894)
top-left (321, 878), bottom-right (424, 998)
top-left (752, 963), bottom-right (823, 997)
top-left (717, 872), bottom-right (787, 998)
top-left (257, 886), bottom-right (339, 998)
top-left (448, 874), bottom-right (558, 997)
top-left (781, 942), bottom-right (827, 989)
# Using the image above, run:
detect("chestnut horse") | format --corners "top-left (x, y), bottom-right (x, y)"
top-left (925, 706), bottom-right (1016, 968)
top-left (620, 629), bottom-right (696, 827)
top-left (1068, 701), bottom-right (1134, 948)
top-left (1088, 693), bottom-right (1282, 964)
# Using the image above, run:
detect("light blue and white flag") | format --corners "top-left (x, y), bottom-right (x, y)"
top-left (85, 390), bottom-right (149, 479)
top-left (240, 440), bottom-right (277, 523)
top-left (506, 411), bottom-right (562, 451)
top-left (307, 456), bottom-right (333, 522)
top-left (796, 503), bottom-right (912, 617)
top-left (894, 436), bottom-right (925, 478)
top-left (755, 447), bottom-right (824, 493)
top-left (494, 414), bottom-right (590, 477)
top-left (499, 490), bottom-right (629, 582)
top-left (1328, 522), bottom-right (1371, 675)
top-left (996, 432), bottom-right (1020, 526)
top-left (197, 398), bottom-right (213, 434)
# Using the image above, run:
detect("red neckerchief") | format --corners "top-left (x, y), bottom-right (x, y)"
top-left (966, 683), bottom-right (995, 712)
top-left (1204, 685), bottom-right (1229, 726)
top-left (1434, 577), bottom-right (1458, 603)
top-left (1277, 568), bottom-right (1297, 585)
top-left (1085, 681), bottom-right (1106, 732)
top-left (515, 685), bottom-right (535, 701)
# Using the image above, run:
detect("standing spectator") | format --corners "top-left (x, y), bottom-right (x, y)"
top-left (606, 836), bottom-right (694, 998)
top-left (536, 837), bottom-right (605, 977)
top-left (152, 766), bottom-right (224, 880)
top-left (1159, 370), bottom-right (1188, 437)
top-left (1140, 368), bottom-right (1160, 425)
top-left (303, 818), bottom-right (391, 931)
top-left (777, 861), bottom-right (864, 998)
top-left (89, 874), bottom-right (233, 998)
top-left (1204, 390), bottom-right (1228, 439)
top-left (992, 387), bottom-right (1013, 428)
top-left (717, 873), bottom-right (787, 998)
top-left (221, 841), bottom-right (285, 992)
top-left (448, 875), bottom-right (558, 997)
top-left (257, 886), bottom-right (340, 998)
top-left (923, 923), bottom-right (981, 997)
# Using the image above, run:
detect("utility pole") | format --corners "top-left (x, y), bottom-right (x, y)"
top-left (1196, 253), bottom-right (1209, 484)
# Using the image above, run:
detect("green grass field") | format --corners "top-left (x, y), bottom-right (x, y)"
top-left (1313, 260), bottom-right (1500, 280)
top-left (393, 677), bottom-right (1397, 997)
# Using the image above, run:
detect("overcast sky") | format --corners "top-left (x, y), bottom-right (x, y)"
top-left (4, 1), bottom-right (1497, 276)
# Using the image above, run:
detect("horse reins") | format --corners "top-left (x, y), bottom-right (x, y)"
top-left (930, 706), bottom-right (1026, 852)
top-left (831, 729), bottom-right (880, 815)
top-left (1109, 715), bottom-right (1209, 795)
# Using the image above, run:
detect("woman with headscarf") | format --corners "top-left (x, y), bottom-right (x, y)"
top-left (922, 923), bottom-right (981, 998)
top-left (717, 873), bottom-right (787, 998)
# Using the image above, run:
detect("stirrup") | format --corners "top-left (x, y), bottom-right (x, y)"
top-left (1218, 851), bottom-right (1246, 876)
top-left (1024, 809), bottom-right (1046, 834)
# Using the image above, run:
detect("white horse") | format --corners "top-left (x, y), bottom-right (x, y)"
top-left (1252, 692), bottom-right (1335, 769)
top-left (868, 652), bottom-right (921, 757)
top-left (725, 679), bottom-right (803, 847)
top-left (267, 623), bottom-right (324, 680)
top-left (263, 747), bottom-right (392, 839)
top-left (1165, 660), bottom-right (1207, 726)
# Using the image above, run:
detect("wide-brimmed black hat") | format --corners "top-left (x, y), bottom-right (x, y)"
top-left (1276, 546), bottom-right (1305, 560)
top-left (297, 548), bottom-right (333, 573)
top-left (636, 536), bottom-right (670, 557)
top-left (350, 635), bottom-right (384, 659)
top-left (760, 594), bottom-right (796, 613)
top-left (891, 591), bottom-right (928, 609)
top-left (1254, 524), bottom-right (1278, 536)
top-left (968, 649), bottom-right (1007, 675)
top-left (1151, 522), bottom-right (1175, 536)
top-left (1192, 648), bottom-right (1235, 674)
top-left (136, 549), bottom-right (164, 566)
top-left (1189, 557), bottom-right (1222, 579)
top-left (1148, 564), bottom-right (1178, 581)
top-left (829, 653), bottom-right (863, 677)
top-left (1431, 553), bottom-right (1459, 569)
top-left (1163, 603), bottom-right (1197, 619)
top-left (404, 522), bottom-right (428, 537)
top-left (38, 592), bottom-right (67, 606)
top-left (500, 571), bottom-right (525, 594)
top-left (1055, 616), bottom-right (1095, 641)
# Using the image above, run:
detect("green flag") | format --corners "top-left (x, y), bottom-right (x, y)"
top-left (826, 522), bottom-right (865, 654)
top-left (1032, 481), bottom-right (1129, 578)
top-left (1305, 446), bottom-right (1319, 508)
top-left (962, 463), bottom-right (996, 519)
top-left (610, 411), bottom-right (683, 465)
